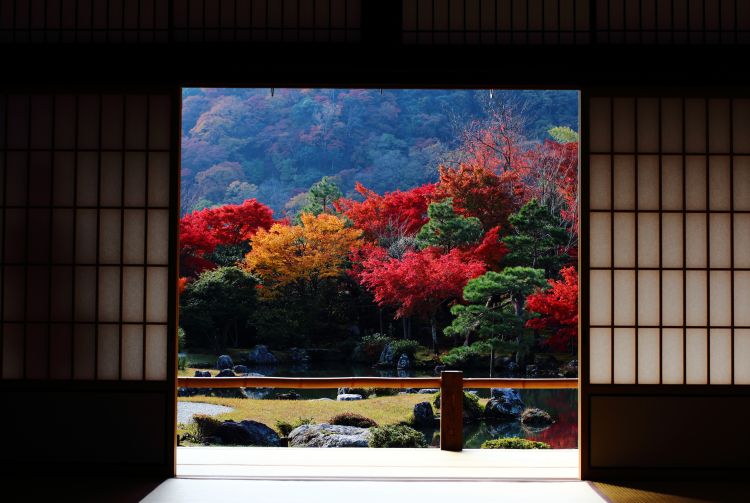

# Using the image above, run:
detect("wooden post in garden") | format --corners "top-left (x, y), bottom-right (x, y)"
top-left (440, 370), bottom-right (463, 452)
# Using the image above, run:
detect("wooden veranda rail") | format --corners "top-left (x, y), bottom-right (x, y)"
top-left (177, 372), bottom-right (578, 452)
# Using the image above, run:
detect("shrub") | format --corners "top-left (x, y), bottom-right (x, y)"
top-left (390, 339), bottom-right (421, 359)
top-left (328, 412), bottom-right (378, 428)
top-left (481, 437), bottom-right (551, 449)
top-left (353, 333), bottom-right (392, 363)
top-left (432, 391), bottom-right (484, 420)
top-left (178, 327), bottom-right (186, 352)
top-left (369, 425), bottom-right (428, 448)
top-left (439, 343), bottom-right (489, 368)
top-left (177, 355), bottom-right (187, 371)
top-left (192, 414), bottom-right (222, 441)
top-left (275, 417), bottom-right (313, 437)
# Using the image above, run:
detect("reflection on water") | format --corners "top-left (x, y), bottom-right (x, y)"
top-left (208, 361), bottom-right (578, 449)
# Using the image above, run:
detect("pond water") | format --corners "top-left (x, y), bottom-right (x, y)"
top-left (188, 360), bottom-right (578, 449)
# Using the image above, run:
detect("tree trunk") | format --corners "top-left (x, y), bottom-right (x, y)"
top-left (379, 308), bottom-right (383, 334)
top-left (402, 317), bottom-right (408, 339)
top-left (430, 315), bottom-right (438, 354)
top-left (490, 346), bottom-right (494, 378)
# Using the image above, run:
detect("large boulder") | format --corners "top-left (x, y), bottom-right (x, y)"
top-left (485, 388), bottom-right (525, 422)
top-left (336, 394), bottom-right (363, 401)
top-left (378, 343), bottom-right (395, 366)
top-left (193, 370), bottom-right (211, 377)
top-left (288, 424), bottom-right (370, 447)
top-left (233, 365), bottom-right (250, 375)
top-left (247, 345), bottom-right (278, 365)
top-left (412, 401), bottom-right (435, 427)
top-left (520, 408), bottom-right (554, 428)
top-left (214, 420), bottom-right (281, 446)
top-left (560, 360), bottom-right (578, 378)
top-left (216, 369), bottom-right (236, 378)
top-left (216, 355), bottom-right (234, 370)
top-left (396, 353), bottom-right (410, 370)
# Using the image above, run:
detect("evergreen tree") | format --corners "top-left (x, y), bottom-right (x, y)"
top-left (502, 200), bottom-right (570, 277)
top-left (299, 176), bottom-right (343, 216)
top-left (416, 198), bottom-right (483, 250)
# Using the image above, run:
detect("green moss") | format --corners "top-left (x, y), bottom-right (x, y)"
top-left (481, 437), bottom-right (551, 449)
top-left (369, 424), bottom-right (428, 448)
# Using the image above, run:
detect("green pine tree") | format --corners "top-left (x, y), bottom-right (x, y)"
top-left (299, 176), bottom-right (343, 216)
top-left (503, 200), bottom-right (570, 277)
top-left (416, 198), bottom-right (483, 250)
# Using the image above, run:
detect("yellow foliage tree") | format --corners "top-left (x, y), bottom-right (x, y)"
top-left (244, 213), bottom-right (362, 295)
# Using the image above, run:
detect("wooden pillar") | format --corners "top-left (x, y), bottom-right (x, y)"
top-left (439, 370), bottom-right (463, 451)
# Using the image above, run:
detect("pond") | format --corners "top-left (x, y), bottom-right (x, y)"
top-left (184, 359), bottom-right (578, 449)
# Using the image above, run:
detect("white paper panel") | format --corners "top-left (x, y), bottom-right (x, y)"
top-left (590, 213), bottom-right (611, 267)
top-left (97, 324), bottom-right (120, 380)
top-left (148, 153), bottom-right (171, 207)
top-left (122, 267), bottom-right (144, 322)
top-left (733, 99), bottom-right (750, 154)
top-left (49, 324), bottom-right (72, 380)
top-left (638, 271), bottom-right (660, 326)
top-left (1, 324), bottom-right (23, 378)
top-left (613, 156), bottom-right (636, 210)
top-left (685, 213), bottom-right (707, 268)
top-left (637, 213), bottom-right (659, 267)
top-left (685, 271), bottom-right (708, 326)
top-left (145, 325), bottom-right (168, 381)
top-left (52, 152), bottom-right (75, 206)
top-left (637, 328), bottom-right (661, 384)
top-left (637, 99), bottom-right (659, 153)
top-left (735, 214), bottom-right (750, 268)
top-left (73, 324), bottom-right (96, 380)
top-left (590, 328), bottom-right (612, 384)
top-left (75, 209), bottom-right (97, 263)
top-left (637, 155), bottom-right (659, 209)
top-left (710, 271), bottom-right (732, 326)
top-left (661, 99), bottom-right (683, 153)
top-left (101, 95), bottom-right (124, 150)
top-left (590, 270), bottom-right (612, 326)
top-left (613, 328), bottom-right (636, 384)
top-left (613, 99), bottom-right (636, 153)
top-left (685, 329), bottom-right (708, 384)
top-left (590, 155), bottom-right (611, 209)
top-left (99, 209), bottom-right (121, 264)
top-left (661, 156), bottom-right (683, 210)
top-left (74, 266), bottom-right (96, 322)
top-left (100, 152), bottom-right (123, 206)
top-left (148, 96), bottom-right (172, 150)
top-left (614, 270), bottom-right (636, 325)
top-left (121, 325), bottom-right (144, 380)
top-left (685, 99), bottom-right (706, 154)
top-left (709, 156), bottom-right (731, 210)
top-left (613, 213), bottom-right (635, 267)
top-left (146, 267), bottom-right (168, 323)
top-left (97, 266), bottom-right (121, 322)
top-left (589, 98), bottom-right (611, 153)
top-left (685, 156), bottom-right (707, 210)
top-left (661, 213), bottom-right (683, 268)
top-left (709, 329), bottom-right (732, 384)
top-left (125, 96), bottom-right (148, 150)
top-left (735, 330), bottom-right (750, 384)
top-left (662, 328), bottom-right (684, 384)
top-left (147, 210), bottom-right (169, 265)
top-left (123, 209), bottom-right (145, 264)
top-left (735, 272), bottom-right (750, 326)
top-left (708, 99), bottom-right (730, 153)
top-left (51, 209), bottom-right (74, 264)
top-left (123, 152), bottom-right (146, 207)
top-left (734, 157), bottom-right (750, 210)
top-left (76, 153), bottom-right (99, 206)
top-left (662, 270), bottom-right (684, 326)
top-left (709, 213), bottom-right (731, 268)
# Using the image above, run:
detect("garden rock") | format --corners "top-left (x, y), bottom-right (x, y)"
top-left (560, 360), bottom-right (578, 377)
top-left (485, 388), bottom-right (525, 421)
top-left (214, 420), bottom-right (280, 446)
top-left (417, 388), bottom-right (439, 394)
top-left (194, 370), bottom-right (211, 377)
top-left (521, 408), bottom-right (554, 428)
top-left (216, 355), bottom-right (234, 370)
top-left (412, 401), bottom-right (435, 427)
top-left (216, 369), bottom-right (236, 378)
top-left (378, 343), bottom-right (395, 366)
top-left (233, 365), bottom-right (250, 374)
top-left (247, 345), bottom-right (278, 365)
top-left (397, 353), bottom-right (410, 370)
top-left (274, 391), bottom-right (300, 400)
top-left (337, 394), bottom-right (363, 401)
top-left (288, 424), bottom-right (370, 447)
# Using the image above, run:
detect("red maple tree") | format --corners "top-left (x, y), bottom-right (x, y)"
top-left (525, 266), bottom-right (578, 351)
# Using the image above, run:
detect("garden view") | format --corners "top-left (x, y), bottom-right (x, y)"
top-left (177, 88), bottom-right (579, 449)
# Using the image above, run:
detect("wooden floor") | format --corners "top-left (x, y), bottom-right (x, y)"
top-left (176, 446), bottom-right (580, 480)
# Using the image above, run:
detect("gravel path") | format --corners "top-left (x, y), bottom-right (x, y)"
top-left (177, 402), bottom-right (235, 424)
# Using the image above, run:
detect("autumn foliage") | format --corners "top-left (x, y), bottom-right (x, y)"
top-left (525, 266), bottom-right (579, 351)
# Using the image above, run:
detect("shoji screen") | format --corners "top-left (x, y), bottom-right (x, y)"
top-left (0, 92), bottom-right (178, 474)
top-left (582, 93), bottom-right (750, 477)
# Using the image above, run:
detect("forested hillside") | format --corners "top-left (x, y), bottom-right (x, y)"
top-left (181, 88), bottom-right (578, 215)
